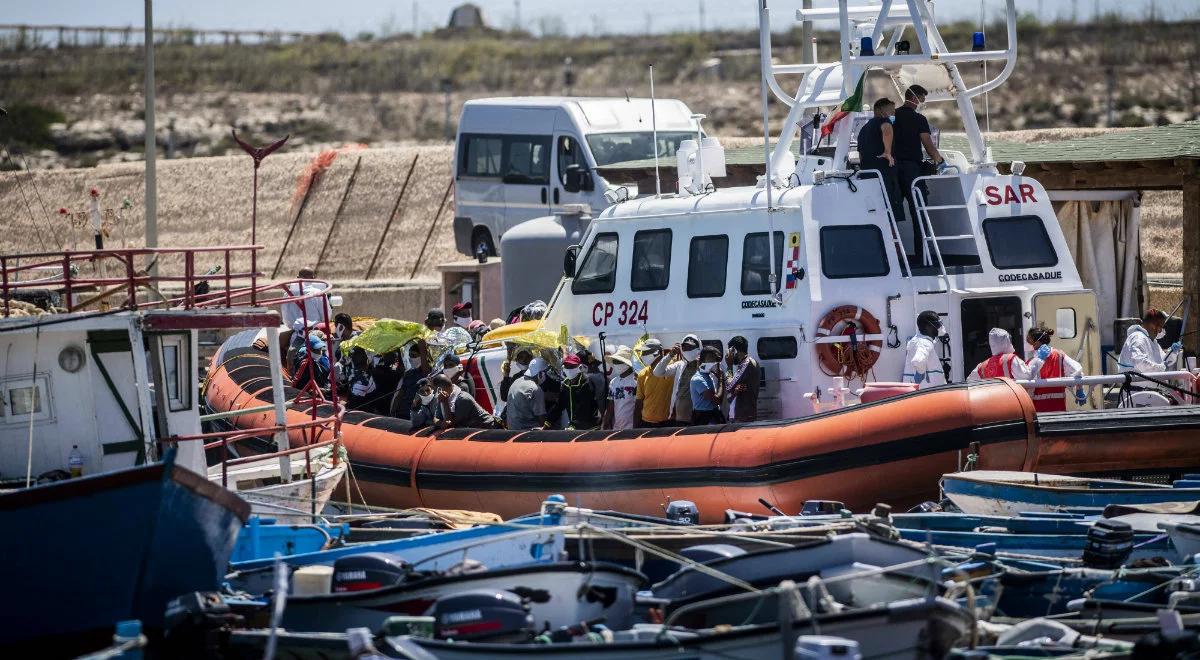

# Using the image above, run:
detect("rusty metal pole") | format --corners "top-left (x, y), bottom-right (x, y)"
top-left (233, 130), bottom-right (288, 294)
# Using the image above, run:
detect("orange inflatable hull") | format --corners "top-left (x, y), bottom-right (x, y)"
top-left (205, 346), bottom-right (1200, 523)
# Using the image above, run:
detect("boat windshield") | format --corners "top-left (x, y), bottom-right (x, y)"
top-left (586, 131), bottom-right (696, 167)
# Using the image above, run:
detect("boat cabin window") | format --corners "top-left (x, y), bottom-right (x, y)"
top-left (0, 374), bottom-right (52, 424)
top-left (572, 232), bottom-right (619, 294)
top-left (158, 334), bottom-right (191, 412)
top-left (741, 231), bottom-right (784, 296)
top-left (631, 229), bottom-right (672, 292)
top-left (687, 235), bottom-right (729, 298)
top-left (819, 226), bottom-right (890, 279)
top-left (1056, 307), bottom-right (1078, 339)
top-left (459, 134), bottom-right (503, 178)
top-left (982, 215), bottom-right (1058, 270)
top-left (757, 336), bottom-right (798, 360)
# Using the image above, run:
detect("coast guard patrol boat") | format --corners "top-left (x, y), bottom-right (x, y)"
top-left (481, 0), bottom-right (1112, 419)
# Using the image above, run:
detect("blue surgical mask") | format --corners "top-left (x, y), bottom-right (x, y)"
top-left (887, 115), bottom-right (896, 124)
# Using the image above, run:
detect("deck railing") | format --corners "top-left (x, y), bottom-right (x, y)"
top-left (0, 245), bottom-right (271, 315)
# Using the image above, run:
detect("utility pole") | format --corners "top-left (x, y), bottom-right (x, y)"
top-left (801, 0), bottom-right (813, 64)
top-left (144, 0), bottom-right (157, 273)
top-left (412, 0), bottom-right (418, 37)
top-left (699, 0), bottom-right (705, 33)
top-left (515, 0), bottom-right (521, 31)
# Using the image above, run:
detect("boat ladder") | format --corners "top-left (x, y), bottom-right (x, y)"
top-left (910, 175), bottom-right (976, 295)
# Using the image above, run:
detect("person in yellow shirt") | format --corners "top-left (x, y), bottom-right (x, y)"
top-left (635, 339), bottom-right (677, 427)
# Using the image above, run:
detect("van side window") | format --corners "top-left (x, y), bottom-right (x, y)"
top-left (460, 134), bottom-right (502, 177)
top-left (687, 235), bottom-right (729, 298)
top-left (631, 229), bottom-right (671, 292)
top-left (982, 215), bottom-right (1058, 270)
top-left (504, 136), bottom-right (551, 185)
top-left (572, 233), bottom-right (619, 294)
top-left (557, 136), bottom-right (587, 185)
top-left (741, 231), bottom-right (784, 295)
top-left (819, 226), bottom-right (890, 279)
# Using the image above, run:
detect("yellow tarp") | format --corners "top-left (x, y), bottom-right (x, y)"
top-left (480, 319), bottom-right (543, 343)
top-left (339, 319), bottom-right (431, 355)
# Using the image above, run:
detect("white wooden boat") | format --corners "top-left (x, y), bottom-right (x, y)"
top-left (208, 444), bottom-right (346, 524)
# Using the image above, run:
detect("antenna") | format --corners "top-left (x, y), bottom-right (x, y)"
top-left (759, 0), bottom-right (778, 300)
top-left (649, 65), bottom-right (661, 197)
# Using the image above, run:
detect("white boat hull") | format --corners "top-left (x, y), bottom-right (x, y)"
top-left (209, 448), bottom-right (346, 524)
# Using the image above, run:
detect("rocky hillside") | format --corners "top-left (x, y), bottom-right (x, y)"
top-left (1, 17), bottom-right (1196, 170)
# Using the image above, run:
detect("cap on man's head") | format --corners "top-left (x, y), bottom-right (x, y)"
top-left (443, 353), bottom-right (461, 367)
top-left (562, 353), bottom-right (582, 368)
top-left (425, 309), bottom-right (445, 325)
top-left (527, 357), bottom-right (548, 377)
top-left (640, 338), bottom-right (663, 354)
top-left (452, 301), bottom-right (472, 317)
top-left (681, 334), bottom-right (701, 350)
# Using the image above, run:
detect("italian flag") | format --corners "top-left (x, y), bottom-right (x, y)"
top-left (819, 73), bottom-right (866, 138)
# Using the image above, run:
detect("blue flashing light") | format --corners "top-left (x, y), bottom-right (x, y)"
top-left (860, 36), bottom-right (875, 56)
top-left (972, 31), bottom-right (986, 51)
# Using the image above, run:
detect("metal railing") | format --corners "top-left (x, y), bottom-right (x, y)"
top-left (0, 245), bottom-right (267, 315)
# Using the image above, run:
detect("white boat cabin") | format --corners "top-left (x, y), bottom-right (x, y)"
top-left (473, 0), bottom-right (1104, 418)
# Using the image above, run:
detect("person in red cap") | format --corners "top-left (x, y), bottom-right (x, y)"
top-left (549, 353), bottom-right (600, 430)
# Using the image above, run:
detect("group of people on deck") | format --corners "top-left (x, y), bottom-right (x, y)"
top-left (903, 308), bottom-right (1185, 412)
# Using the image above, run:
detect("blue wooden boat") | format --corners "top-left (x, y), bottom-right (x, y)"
top-left (229, 518), bottom-right (349, 563)
top-left (942, 471), bottom-right (1200, 516)
top-left (0, 448), bottom-right (249, 651)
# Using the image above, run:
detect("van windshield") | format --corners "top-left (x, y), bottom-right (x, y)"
top-left (586, 132), bottom-right (696, 167)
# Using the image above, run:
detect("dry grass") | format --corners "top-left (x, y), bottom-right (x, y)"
top-left (1140, 190), bottom-right (1183, 274)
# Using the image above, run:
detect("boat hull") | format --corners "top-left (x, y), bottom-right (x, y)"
top-left (0, 455), bottom-right (248, 648)
top-left (206, 343), bottom-right (1200, 522)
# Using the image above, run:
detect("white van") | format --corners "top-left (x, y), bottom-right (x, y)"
top-left (452, 96), bottom-right (698, 257)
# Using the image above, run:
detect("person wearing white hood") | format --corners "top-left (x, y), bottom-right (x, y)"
top-left (1119, 308), bottom-right (1183, 374)
top-left (652, 334), bottom-right (703, 425)
top-left (903, 311), bottom-right (948, 389)
top-left (968, 328), bottom-right (1033, 382)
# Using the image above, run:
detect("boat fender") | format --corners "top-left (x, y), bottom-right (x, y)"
top-left (815, 305), bottom-right (883, 379)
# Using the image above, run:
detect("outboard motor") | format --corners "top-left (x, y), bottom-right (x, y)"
top-left (665, 500), bottom-right (699, 524)
top-left (332, 553), bottom-right (410, 592)
top-left (1082, 519), bottom-right (1134, 569)
top-left (432, 590), bottom-right (533, 643)
top-left (161, 592), bottom-right (243, 659)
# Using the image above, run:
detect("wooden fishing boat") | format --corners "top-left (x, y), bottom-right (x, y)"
top-left (0, 449), bottom-right (249, 652)
top-left (942, 471), bottom-right (1200, 517)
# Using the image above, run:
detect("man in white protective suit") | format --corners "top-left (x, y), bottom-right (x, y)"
top-left (903, 310), bottom-right (948, 389)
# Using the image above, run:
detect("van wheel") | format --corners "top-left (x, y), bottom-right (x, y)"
top-left (472, 228), bottom-right (496, 257)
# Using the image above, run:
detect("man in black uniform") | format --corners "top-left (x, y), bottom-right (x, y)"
top-left (892, 85), bottom-right (945, 266)
top-left (856, 98), bottom-right (905, 226)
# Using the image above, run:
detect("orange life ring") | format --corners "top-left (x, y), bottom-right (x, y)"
top-left (815, 305), bottom-right (883, 379)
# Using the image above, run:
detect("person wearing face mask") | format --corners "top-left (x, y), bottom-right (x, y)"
top-left (653, 334), bottom-right (703, 425)
top-left (506, 357), bottom-right (548, 430)
top-left (1119, 308), bottom-right (1182, 375)
top-left (635, 339), bottom-right (675, 427)
top-left (440, 353), bottom-right (475, 400)
top-left (408, 378), bottom-right (439, 430)
top-left (857, 98), bottom-right (906, 226)
top-left (689, 347), bottom-right (726, 426)
top-left (893, 85), bottom-right (945, 266)
top-left (500, 347), bottom-right (534, 402)
top-left (1025, 325), bottom-right (1085, 412)
top-left (432, 374), bottom-right (494, 430)
top-left (550, 353), bottom-right (599, 430)
top-left (292, 333), bottom-right (330, 392)
top-left (330, 312), bottom-right (355, 361)
top-left (343, 347), bottom-right (378, 411)
top-left (903, 311), bottom-right (947, 389)
top-left (967, 328), bottom-right (1034, 382)
top-left (724, 336), bottom-right (761, 423)
top-left (603, 348), bottom-right (639, 430)
top-left (390, 339), bottom-right (432, 419)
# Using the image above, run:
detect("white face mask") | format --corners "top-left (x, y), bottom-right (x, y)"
top-left (419, 392), bottom-right (435, 405)
top-left (563, 367), bottom-right (581, 380)
top-left (409, 356), bottom-right (422, 368)
top-left (454, 316), bottom-right (471, 328)
top-left (682, 348), bottom-right (700, 362)
top-left (1156, 329), bottom-right (1166, 341)
top-left (444, 365), bottom-right (462, 378)
top-left (937, 326), bottom-right (947, 337)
